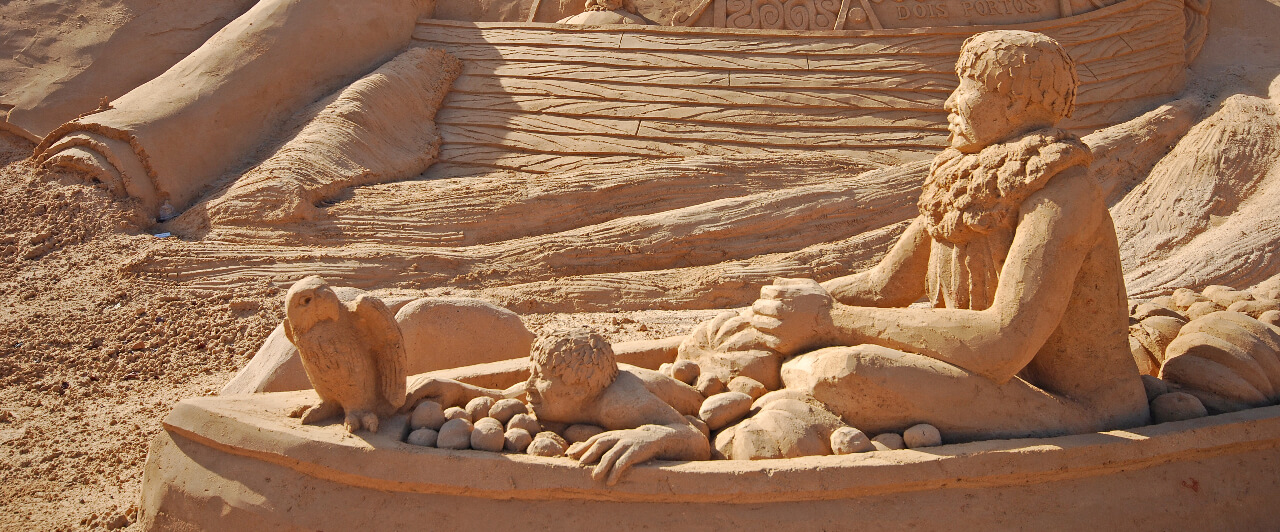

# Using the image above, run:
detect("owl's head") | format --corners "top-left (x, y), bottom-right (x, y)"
top-left (285, 276), bottom-right (341, 332)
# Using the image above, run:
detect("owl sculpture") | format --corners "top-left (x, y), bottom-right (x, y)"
top-left (283, 276), bottom-right (406, 433)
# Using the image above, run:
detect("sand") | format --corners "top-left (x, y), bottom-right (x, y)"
top-left (0, 128), bottom-right (717, 530)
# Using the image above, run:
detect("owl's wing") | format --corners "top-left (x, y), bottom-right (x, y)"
top-left (282, 318), bottom-right (296, 346)
top-left (351, 294), bottom-right (407, 409)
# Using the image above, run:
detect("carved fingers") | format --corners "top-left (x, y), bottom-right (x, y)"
top-left (566, 428), bottom-right (663, 486)
top-left (749, 278), bottom-right (836, 356)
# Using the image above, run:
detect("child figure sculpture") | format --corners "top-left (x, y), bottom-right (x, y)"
top-left (405, 329), bottom-right (710, 484)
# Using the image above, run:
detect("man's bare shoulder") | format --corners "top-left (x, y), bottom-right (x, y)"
top-left (1021, 163), bottom-right (1105, 220)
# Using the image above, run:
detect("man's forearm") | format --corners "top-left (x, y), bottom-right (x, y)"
top-left (826, 304), bottom-right (1034, 383)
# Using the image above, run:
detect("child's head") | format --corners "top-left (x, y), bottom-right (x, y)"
top-left (525, 329), bottom-right (618, 421)
top-left (945, 30), bottom-right (1078, 153)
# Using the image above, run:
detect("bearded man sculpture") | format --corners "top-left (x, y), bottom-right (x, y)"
top-left (704, 30), bottom-right (1152, 459)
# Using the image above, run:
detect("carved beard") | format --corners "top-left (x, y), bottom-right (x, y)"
top-left (917, 128), bottom-right (1092, 310)
top-left (918, 128), bottom-right (1092, 245)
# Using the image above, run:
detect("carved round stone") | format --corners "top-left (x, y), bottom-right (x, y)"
top-left (465, 396), bottom-right (496, 422)
top-left (696, 374), bottom-right (727, 397)
top-left (1203, 285), bottom-right (1253, 308)
top-left (1228, 298), bottom-right (1280, 317)
top-left (507, 413), bottom-right (540, 435)
top-left (871, 432), bottom-right (906, 450)
top-left (535, 430), bottom-right (569, 448)
top-left (1172, 288), bottom-right (1208, 310)
top-left (1151, 392), bottom-right (1208, 423)
top-left (488, 398), bottom-right (528, 425)
top-left (686, 415), bottom-right (710, 440)
top-left (406, 428), bottom-right (439, 447)
top-left (699, 391), bottom-right (753, 431)
top-left (564, 424), bottom-right (605, 444)
top-left (527, 433), bottom-right (568, 457)
top-left (1261, 310), bottom-right (1280, 327)
top-left (1185, 301), bottom-right (1223, 321)
top-left (830, 427), bottom-right (873, 455)
top-left (437, 418), bottom-right (473, 450)
top-left (443, 406), bottom-right (469, 422)
top-left (903, 424), bottom-right (942, 448)
top-left (727, 376), bottom-right (766, 400)
top-left (658, 363), bottom-right (674, 377)
top-left (504, 428), bottom-right (533, 453)
top-left (471, 417), bottom-right (506, 452)
top-left (410, 400), bottom-right (447, 431)
top-left (1141, 375), bottom-right (1169, 402)
top-left (1132, 302), bottom-right (1186, 322)
top-left (670, 360), bottom-right (700, 385)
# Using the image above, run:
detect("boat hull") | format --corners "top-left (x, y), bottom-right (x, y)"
top-left (417, 0), bottom-right (1189, 179)
top-left (141, 389), bottom-right (1280, 530)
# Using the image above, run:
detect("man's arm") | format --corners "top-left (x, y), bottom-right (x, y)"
top-left (821, 216), bottom-right (931, 307)
top-left (756, 167), bottom-right (1105, 383)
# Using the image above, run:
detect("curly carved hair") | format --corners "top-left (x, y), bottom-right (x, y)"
top-left (530, 329), bottom-right (618, 391)
top-left (956, 30), bottom-right (1079, 121)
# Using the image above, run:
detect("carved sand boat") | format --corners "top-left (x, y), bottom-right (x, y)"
top-left (416, 0), bottom-right (1197, 179)
top-left (138, 2), bottom-right (1277, 526)
top-left (143, 353), bottom-right (1280, 529)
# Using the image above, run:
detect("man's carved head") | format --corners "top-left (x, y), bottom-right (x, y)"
top-left (525, 329), bottom-right (618, 422)
top-left (944, 30), bottom-right (1079, 153)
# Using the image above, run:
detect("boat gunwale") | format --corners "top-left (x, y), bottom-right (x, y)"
top-left (163, 391), bottom-right (1280, 504)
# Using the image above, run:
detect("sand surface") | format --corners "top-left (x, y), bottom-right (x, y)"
top-left (0, 129), bottom-right (716, 529)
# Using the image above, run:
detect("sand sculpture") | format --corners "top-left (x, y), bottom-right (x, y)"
top-left (5, 0), bottom-right (1280, 527)
top-left (402, 330), bottom-right (710, 483)
top-left (698, 31), bottom-right (1153, 457)
top-left (282, 276), bottom-right (407, 432)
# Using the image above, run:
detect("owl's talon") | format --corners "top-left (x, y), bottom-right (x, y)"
top-left (300, 401), bottom-right (342, 425)
top-left (341, 410), bottom-right (379, 433)
top-left (360, 412), bottom-right (379, 433)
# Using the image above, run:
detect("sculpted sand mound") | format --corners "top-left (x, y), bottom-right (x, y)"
top-left (1114, 92), bottom-right (1280, 296)
top-left (0, 0), bottom-right (255, 140)
top-left (191, 47), bottom-right (461, 228)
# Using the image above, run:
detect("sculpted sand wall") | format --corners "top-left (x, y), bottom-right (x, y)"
top-left (32, 0), bottom-right (433, 218)
top-left (186, 47), bottom-right (462, 228)
top-left (413, 0), bottom-right (1188, 179)
top-left (0, 0), bottom-right (257, 140)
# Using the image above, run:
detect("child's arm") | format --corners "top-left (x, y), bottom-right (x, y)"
top-left (402, 375), bottom-right (517, 411)
top-left (566, 372), bottom-right (711, 485)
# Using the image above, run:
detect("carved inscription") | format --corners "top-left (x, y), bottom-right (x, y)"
top-left (860, 0), bottom-right (1057, 28)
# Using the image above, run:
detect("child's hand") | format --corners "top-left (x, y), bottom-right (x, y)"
top-left (566, 427), bottom-right (666, 486)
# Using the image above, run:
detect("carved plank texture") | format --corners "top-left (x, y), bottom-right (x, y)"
top-left (134, 0), bottom-right (1193, 314)
top-left (414, 0), bottom-right (1186, 176)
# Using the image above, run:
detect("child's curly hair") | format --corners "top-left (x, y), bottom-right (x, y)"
top-left (956, 30), bottom-right (1079, 122)
top-left (530, 329), bottom-right (618, 392)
